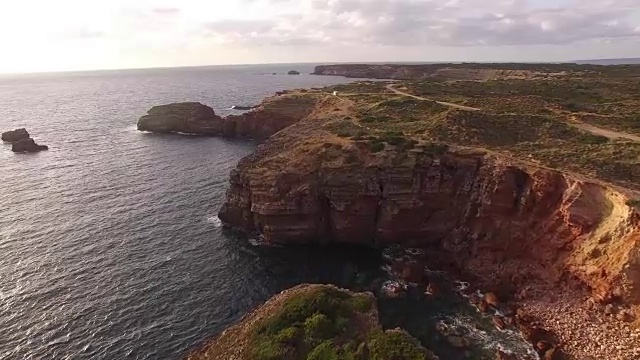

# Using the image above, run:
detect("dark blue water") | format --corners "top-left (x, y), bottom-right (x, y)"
top-left (0, 64), bottom-right (538, 360)
top-left (0, 65), bottom-right (383, 359)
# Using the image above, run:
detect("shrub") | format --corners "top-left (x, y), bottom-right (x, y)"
top-left (578, 133), bottom-right (609, 145)
top-left (369, 141), bottom-right (385, 153)
top-left (275, 326), bottom-right (299, 344)
top-left (627, 199), bottom-right (640, 209)
top-left (563, 102), bottom-right (584, 112)
top-left (307, 341), bottom-right (339, 360)
top-left (422, 142), bottom-right (449, 155)
top-left (362, 115), bottom-right (391, 123)
top-left (304, 313), bottom-right (336, 341)
top-left (250, 337), bottom-right (286, 360)
top-left (349, 294), bottom-right (373, 312)
top-left (367, 330), bottom-right (425, 360)
top-left (345, 153), bottom-right (360, 164)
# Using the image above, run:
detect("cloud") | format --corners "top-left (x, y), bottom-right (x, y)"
top-left (196, 0), bottom-right (640, 47)
top-left (152, 7), bottom-right (181, 15)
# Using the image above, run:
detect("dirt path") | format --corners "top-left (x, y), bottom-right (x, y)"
top-left (569, 117), bottom-right (640, 142)
top-left (331, 87), bottom-right (640, 143)
top-left (385, 84), bottom-right (481, 111)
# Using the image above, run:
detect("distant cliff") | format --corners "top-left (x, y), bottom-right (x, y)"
top-left (312, 63), bottom-right (608, 80)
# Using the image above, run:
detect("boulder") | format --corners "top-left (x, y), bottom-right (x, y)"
top-left (400, 262), bottom-right (425, 283)
top-left (447, 335), bottom-right (469, 348)
top-left (477, 299), bottom-right (490, 313)
top-left (12, 138), bottom-right (48, 153)
top-left (485, 292), bottom-right (500, 307)
top-left (287, 70), bottom-right (301, 75)
top-left (492, 316), bottom-right (506, 330)
top-left (137, 102), bottom-right (225, 135)
top-left (2, 128), bottom-right (30, 142)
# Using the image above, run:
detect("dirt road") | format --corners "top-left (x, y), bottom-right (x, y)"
top-left (385, 84), bottom-right (481, 111)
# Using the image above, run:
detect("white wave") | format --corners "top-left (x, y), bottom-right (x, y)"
top-left (455, 280), bottom-right (470, 291)
top-left (444, 314), bottom-right (539, 359)
top-left (206, 216), bottom-right (223, 227)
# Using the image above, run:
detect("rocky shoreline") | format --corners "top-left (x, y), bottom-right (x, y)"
top-left (139, 67), bottom-right (640, 359)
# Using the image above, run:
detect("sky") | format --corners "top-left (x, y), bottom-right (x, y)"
top-left (0, 0), bottom-right (639, 73)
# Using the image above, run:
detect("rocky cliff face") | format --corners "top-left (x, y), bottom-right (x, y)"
top-left (217, 94), bottom-right (640, 306)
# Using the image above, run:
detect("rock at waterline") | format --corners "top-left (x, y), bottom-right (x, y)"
top-left (230, 105), bottom-right (256, 111)
top-left (2, 128), bottom-right (30, 142)
top-left (12, 138), bottom-right (48, 153)
top-left (137, 102), bottom-right (225, 135)
top-left (287, 70), bottom-right (301, 75)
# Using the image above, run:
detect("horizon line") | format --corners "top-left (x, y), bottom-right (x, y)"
top-left (1, 57), bottom-right (639, 77)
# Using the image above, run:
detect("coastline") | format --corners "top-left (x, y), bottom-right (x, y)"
top-left (138, 63), bottom-right (640, 359)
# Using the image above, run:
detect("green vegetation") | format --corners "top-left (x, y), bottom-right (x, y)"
top-left (315, 67), bottom-right (639, 188)
top-left (369, 141), bottom-right (385, 153)
top-left (627, 199), bottom-right (640, 209)
top-left (368, 330), bottom-right (427, 360)
top-left (246, 286), bottom-right (429, 360)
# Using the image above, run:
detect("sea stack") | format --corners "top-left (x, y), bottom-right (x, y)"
top-left (2, 128), bottom-right (48, 153)
top-left (2, 128), bottom-right (30, 142)
top-left (137, 102), bottom-right (227, 135)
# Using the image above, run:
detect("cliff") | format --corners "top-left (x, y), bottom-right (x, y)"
top-left (186, 284), bottom-right (436, 360)
top-left (216, 89), bottom-right (640, 308)
top-left (312, 63), bottom-right (619, 81)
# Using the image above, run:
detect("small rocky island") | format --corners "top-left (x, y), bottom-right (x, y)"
top-left (2, 128), bottom-right (49, 153)
top-left (186, 284), bottom-right (437, 360)
top-left (143, 62), bottom-right (640, 360)
top-left (287, 70), bottom-right (301, 75)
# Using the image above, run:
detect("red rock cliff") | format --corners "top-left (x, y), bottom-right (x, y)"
top-left (218, 94), bottom-right (640, 305)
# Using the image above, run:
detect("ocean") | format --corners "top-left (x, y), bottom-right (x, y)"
top-left (0, 64), bottom-right (535, 360)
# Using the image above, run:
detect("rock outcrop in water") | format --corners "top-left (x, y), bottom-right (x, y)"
top-left (11, 138), bottom-right (48, 153)
top-left (2, 128), bottom-right (48, 153)
top-left (186, 284), bottom-right (437, 360)
top-left (216, 91), bottom-right (640, 310)
top-left (137, 102), bottom-right (225, 135)
top-left (138, 95), bottom-right (318, 141)
top-left (2, 128), bottom-right (30, 142)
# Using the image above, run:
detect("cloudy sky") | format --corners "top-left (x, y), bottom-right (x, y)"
top-left (0, 0), bottom-right (639, 73)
